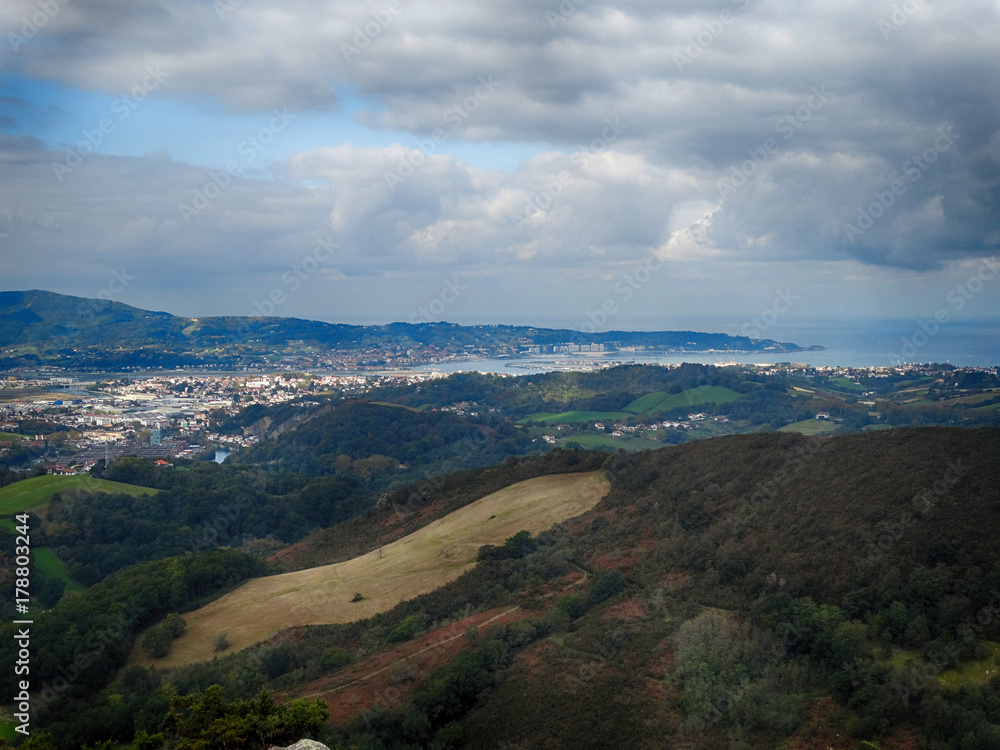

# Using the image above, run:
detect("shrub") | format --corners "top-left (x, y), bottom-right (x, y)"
top-left (141, 628), bottom-right (171, 659)
top-left (320, 647), bottom-right (352, 671)
top-left (587, 571), bottom-right (626, 606)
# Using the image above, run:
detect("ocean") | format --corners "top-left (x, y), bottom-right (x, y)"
top-left (412, 319), bottom-right (1000, 374)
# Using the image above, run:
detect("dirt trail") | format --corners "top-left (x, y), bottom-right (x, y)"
top-left (308, 605), bottom-right (523, 700)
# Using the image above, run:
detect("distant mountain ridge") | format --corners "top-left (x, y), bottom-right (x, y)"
top-left (0, 289), bottom-right (816, 371)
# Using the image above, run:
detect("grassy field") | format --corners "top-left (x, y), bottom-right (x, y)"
top-left (623, 386), bottom-right (742, 414)
top-left (887, 644), bottom-right (1000, 691)
top-left (519, 411), bottom-right (633, 425)
top-left (562, 434), bottom-right (665, 452)
top-left (0, 432), bottom-right (24, 443)
top-left (933, 390), bottom-right (1000, 407)
top-left (0, 474), bottom-right (151, 591)
top-left (939, 642), bottom-right (1000, 690)
top-left (32, 546), bottom-right (84, 592)
top-left (1, 477), bottom-right (160, 591)
top-left (829, 376), bottom-right (863, 391)
top-left (133, 471), bottom-right (611, 668)
top-left (778, 419), bottom-right (840, 435)
top-left (522, 386), bottom-right (743, 424)
top-left (622, 391), bottom-right (672, 413)
top-left (0, 474), bottom-right (158, 517)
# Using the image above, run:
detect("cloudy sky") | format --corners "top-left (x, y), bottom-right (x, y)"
top-left (1, 0), bottom-right (998, 338)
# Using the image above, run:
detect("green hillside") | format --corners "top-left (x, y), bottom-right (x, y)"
top-left (0, 289), bottom-right (810, 370)
top-left (31, 546), bottom-right (84, 592)
top-left (0, 474), bottom-right (158, 516)
top-left (521, 385), bottom-right (743, 424)
top-left (624, 384), bottom-right (742, 413)
top-left (0, 475), bottom-right (158, 595)
top-left (518, 410), bottom-right (634, 425)
top-left (561, 433), bottom-right (665, 451)
top-left (621, 390), bottom-right (673, 413)
top-left (20, 426), bottom-right (1000, 749)
top-left (778, 417), bottom-right (841, 435)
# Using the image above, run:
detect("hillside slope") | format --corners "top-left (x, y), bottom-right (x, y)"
top-left (132, 472), bottom-right (610, 667)
top-left (21, 427), bottom-right (1000, 749)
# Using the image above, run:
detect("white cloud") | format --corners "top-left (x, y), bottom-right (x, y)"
top-left (2, 0), bottom-right (999, 322)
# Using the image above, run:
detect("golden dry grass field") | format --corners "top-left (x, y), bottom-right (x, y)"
top-left (131, 471), bottom-right (610, 668)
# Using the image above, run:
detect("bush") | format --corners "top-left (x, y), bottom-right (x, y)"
top-left (556, 594), bottom-right (587, 621)
top-left (388, 614), bottom-right (427, 644)
top-left (320, 647), bottom-right (352, 671)
top-left (162, 613), bottom-right (187, 638)
top-left (587, 571), bottom-right (626, 606)
top-left (477, 531), bottom-right (538, 562)
top-left (141, 628), bottom-right (171, 658)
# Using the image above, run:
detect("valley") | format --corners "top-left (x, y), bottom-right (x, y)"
top-left (0, 361), bottom-right (998, 749)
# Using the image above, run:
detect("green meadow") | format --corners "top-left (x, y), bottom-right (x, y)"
top-left (623, 385), bottom-right (741, 414)
top-left (778, 418), bottom-right (841, 435)
top-left (1, 475), bottom-right (160, 593)
top-left (0, 474), bottom-right (158, 518)
top-left (521, 385), bottom-right (743, 424)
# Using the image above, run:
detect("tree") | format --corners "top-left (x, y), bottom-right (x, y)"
top-left (161, 685), bottom-right (328, 750)
top-left (162, 613), bottom-right (187, 638)
top-left (142, 627), bottom-right (172, 659)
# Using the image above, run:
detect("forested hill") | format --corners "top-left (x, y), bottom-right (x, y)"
top-left (230, 399), bottom-right (535, 478)
top-left (18, 426), bottom-right (1000, 749)
top-left (0, 289), bottom-right (809, 369)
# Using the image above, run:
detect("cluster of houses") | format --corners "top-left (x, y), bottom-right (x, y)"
top-left (436, 401), bottom-right (500, 417)
top-left (539, 412), bottom-right (731, 445)
top-left (593, 413), bottom-right (729, 436)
